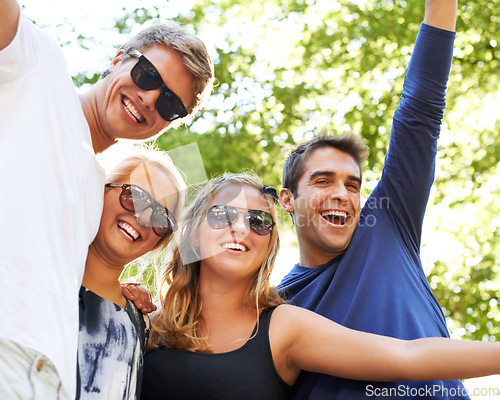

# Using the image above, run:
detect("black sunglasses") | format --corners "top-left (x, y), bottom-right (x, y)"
top-left (106, 183), bottom-right (177, 238)
top-left (128, 50), bottom-right (189, 122)
top-left (206, 205), bottom-right (275, 236)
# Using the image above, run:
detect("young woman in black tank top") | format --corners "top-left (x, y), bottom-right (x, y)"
top-left (142, 173), bottom-right (500, 400)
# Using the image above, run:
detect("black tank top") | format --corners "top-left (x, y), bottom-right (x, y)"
top-left (141, 308), bottom-right (292, 400)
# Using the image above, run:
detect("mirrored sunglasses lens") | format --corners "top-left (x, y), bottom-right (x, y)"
top-left (207, 206), bottom-right (237, 229)
top-left (151, 213), bottom-right (173, 237)
top-left (154, 226), bottom-right (172, 237)
top-left (247, 210), bottom-right (274, 235)
top-left (119, 186), bottom-right (136, 212)
top-left (122, 186), bottom-right (152, 213)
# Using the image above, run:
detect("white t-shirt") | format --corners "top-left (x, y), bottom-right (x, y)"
top-left (0, 13), bottom-right (105, 397)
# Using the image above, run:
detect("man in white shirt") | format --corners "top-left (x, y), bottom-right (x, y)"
top-left (0, 1), bottom-right (213, 397)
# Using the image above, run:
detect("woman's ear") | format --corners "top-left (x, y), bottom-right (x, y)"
top-left (279, 188), bottom-right (295, 213)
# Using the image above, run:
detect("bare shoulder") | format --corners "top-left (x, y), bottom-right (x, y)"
top-left (273, 304), bottom-right (328, 322)
top-left (271, 304), bottom-right (327, 335)
top-left (271, 304), bottom-right (346, 346)
top-left (271, 303), bottom-right (304, 322)
top-left (269, 305), bottom-right (301, 342)
top-left (269, 304), bottom-right (339, 379)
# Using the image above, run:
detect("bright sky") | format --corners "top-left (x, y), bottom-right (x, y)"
top-left (20, 0), bottom-right (116, 72)
top-left (19, 0), bottom-right (199, 76)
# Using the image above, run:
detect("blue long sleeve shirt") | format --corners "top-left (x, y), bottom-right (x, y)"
top-left (279, 24), bottom-right (470, 400)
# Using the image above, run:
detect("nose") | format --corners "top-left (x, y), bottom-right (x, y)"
top-left (137, 88), bottom-right (160, 112)
top-left (330, 182), bottom-right (349, 202)
top-left (229, 213), bottom-right (249, 235)
top-left (135, 207), bottom-right (153, 227)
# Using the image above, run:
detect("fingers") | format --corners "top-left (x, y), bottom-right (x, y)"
top-left (121, 282), bottom-right (155, 314)
top-left (121, 283), bottom-right (136, 300)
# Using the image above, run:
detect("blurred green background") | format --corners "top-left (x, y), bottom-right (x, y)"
top-left (24, 0), bottom-right (499, 342)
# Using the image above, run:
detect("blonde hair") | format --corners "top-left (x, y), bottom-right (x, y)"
top-left (106, 144), bottom-right (186, 253)
top-left (148, 173), bottom-right (284, 353)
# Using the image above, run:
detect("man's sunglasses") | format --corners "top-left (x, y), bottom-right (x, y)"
top-left (128, 50), bottom-right (189, 122)
top-left (106, 183), bottom-right (177, 238)
top-left (206, 205), bottom-right (275, 236)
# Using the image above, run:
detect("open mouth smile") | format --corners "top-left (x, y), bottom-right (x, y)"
top-left (320, 210), bottom-right (349, 226)
top-left (118, 221), bottom-right (141, 241)
top-left (220, 242), bottom-right (249, 252)
top-left (122, 97), bottom-right (145, 123)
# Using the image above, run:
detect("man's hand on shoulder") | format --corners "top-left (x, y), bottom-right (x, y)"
top-left (121, 282), bottom-right (157, 314)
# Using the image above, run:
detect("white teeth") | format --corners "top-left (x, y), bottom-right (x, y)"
top-left (123, 98), bottom-right (144, 123)
top-left (119, 221), bottom-right (140, 241)
top-left (222, 242), bottom-right (247, 252)
top-left (320, 210), bottom-right (347, 218)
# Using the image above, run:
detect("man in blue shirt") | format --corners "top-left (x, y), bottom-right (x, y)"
top-left (278, 1), bottom-right (468, 399)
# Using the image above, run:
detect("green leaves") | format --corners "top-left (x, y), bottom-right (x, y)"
top-left (82, 0), bottom-right (498, 338)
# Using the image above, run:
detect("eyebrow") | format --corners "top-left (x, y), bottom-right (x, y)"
top-left (308, 170), bottom-right (361, 184)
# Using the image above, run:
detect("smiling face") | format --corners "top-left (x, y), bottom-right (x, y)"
top-left (281, 146), bottom-right (361, 267)
top-left (195, 184), bottom-right (274, 283)
top-left (91, 163), bottom-right (179, 267)
top-left (96, 44), bottom-right (195, 144)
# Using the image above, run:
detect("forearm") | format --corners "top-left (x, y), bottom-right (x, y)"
top-left (288, 306), bottom-right (500, 383)
top-left (401, 337), bottom-right (500, 381)
top-left (317, 334), bottom-right (500, 382)
top-left (380, 22), bottom-right (455, 239)
top-left (423, 0), bottom-right (457, 32)
top-left (0, 0), bottom-right (19, 50)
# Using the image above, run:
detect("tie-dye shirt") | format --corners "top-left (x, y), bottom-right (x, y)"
top-left (77, 287), bottom-right (149, 399)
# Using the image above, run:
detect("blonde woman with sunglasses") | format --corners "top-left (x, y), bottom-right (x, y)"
top-left (77, 148), bottom-right (184, 400)
top-left (142, 173), bottom-right (500, 400)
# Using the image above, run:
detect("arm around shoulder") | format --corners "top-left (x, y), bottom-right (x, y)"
top-left (0, 0), bottom-right (20, 50)
top-left (275, 304), bottom-right (500, 383)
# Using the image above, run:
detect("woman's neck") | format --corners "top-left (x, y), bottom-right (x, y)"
top-left (197, 269), bottom-right (259, 352)
top-left (83, 245), bottom-right (126, 307)
top-left (198, 270), bottom-right (250, 314)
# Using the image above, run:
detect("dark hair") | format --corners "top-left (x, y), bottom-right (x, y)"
top-left (282, 134), bottom-right (369, 197)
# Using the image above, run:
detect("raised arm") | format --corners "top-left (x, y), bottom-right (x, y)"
top-left (423, 0), bottom-right (457, 32)
top-left (375, 0), bottom-right (457, 249)
top-left (273, 305), bottom-right (500, 384)
top-left (0, 0), bottom-right (20, 50)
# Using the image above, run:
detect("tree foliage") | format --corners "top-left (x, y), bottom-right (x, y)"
top-left (72, 0), bottom-right (499, 340)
